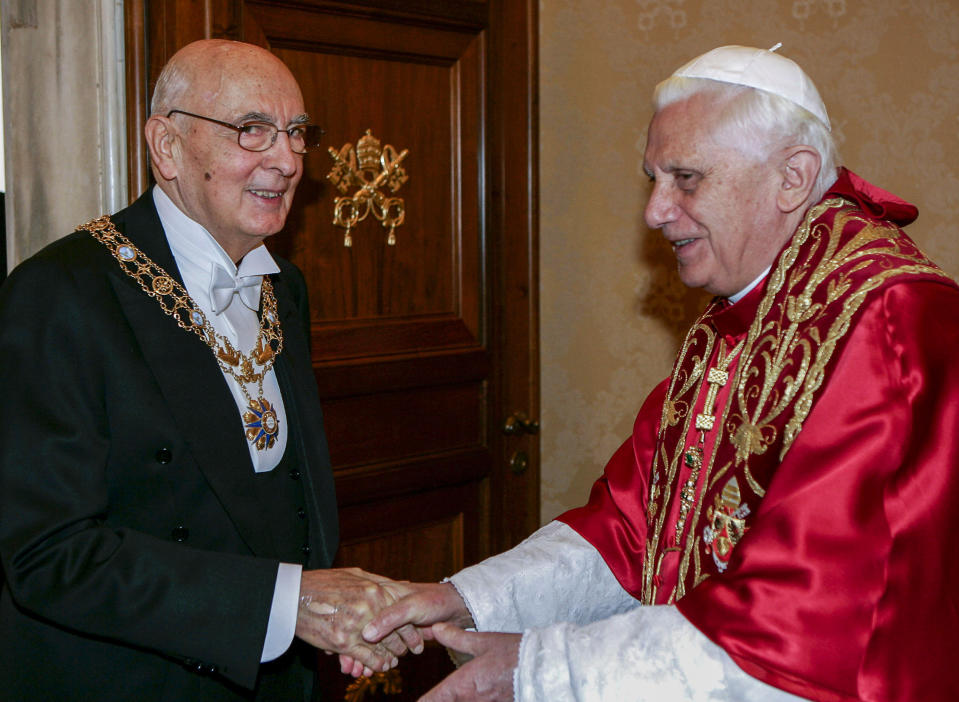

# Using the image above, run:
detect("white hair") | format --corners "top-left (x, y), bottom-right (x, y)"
top-left (150, 57), bottom-right (191, 116)
top-left (654, 77), bottom-right (839, 202)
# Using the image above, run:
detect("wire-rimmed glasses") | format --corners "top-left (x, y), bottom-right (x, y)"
top-left (166, 109), bottom-right (325, 154)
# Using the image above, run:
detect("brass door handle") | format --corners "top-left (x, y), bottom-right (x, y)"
top-left (503, 412), bottom-right (540, 436)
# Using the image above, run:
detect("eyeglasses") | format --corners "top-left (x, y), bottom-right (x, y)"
top-left (166, 109), bottom-right (325, 154)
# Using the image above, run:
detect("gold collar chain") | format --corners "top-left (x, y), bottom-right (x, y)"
top-left (80, 215), bottom-right (284, 451)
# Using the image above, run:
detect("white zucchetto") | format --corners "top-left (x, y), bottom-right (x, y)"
top-left (669, 44), bottom-right (830, 130)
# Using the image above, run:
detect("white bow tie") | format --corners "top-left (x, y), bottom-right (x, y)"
top-left (209, 264), bottom-right (261, 314)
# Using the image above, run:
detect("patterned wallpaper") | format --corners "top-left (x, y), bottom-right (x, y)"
top-left (539, 0), bottom-right (959, 521)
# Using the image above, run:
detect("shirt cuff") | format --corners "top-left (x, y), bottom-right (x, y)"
top-left (260, 562), bottom-right (302, 662)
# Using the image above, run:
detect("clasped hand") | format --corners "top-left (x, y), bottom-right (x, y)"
top-left (298, 575), bottom-right (521, 700)
top-left (294, 568), bottom-right (424, 676)
top-left (356, 582), bottom-right (520, 701)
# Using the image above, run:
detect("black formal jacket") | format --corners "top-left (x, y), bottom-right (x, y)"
top-left (0, 192), bottom-right (338, 701)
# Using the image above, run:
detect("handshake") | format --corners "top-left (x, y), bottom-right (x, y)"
top-left (294, 569), bottom-right (465, 673)
top-left (294, 569), bottom-right (521, 701)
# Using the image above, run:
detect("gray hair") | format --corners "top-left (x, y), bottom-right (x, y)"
top-left (653, 77), bottom-right (839, 202)
top-left (150, 58), bottom-right (191, 117)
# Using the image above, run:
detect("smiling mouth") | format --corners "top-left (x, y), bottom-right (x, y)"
top-left (249, 189), bottom-right (283, 199)
top-left (672, 238), bottom-right (696, 249)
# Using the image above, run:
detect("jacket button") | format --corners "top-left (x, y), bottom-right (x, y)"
top-left (301, 545), bottom-right (311, 556)
top-left (156, 448), bottom-right (173, 464)
top-left (186, 659), bottom-right (216, 675)
top-left (171, 526), bottom-right (189, 542)
top-left (296, 508), bottom-right (306, 519)
top-left (184, 658), bottom-right (207, 674)
top-left (288, 469), bottom-right (301, 480)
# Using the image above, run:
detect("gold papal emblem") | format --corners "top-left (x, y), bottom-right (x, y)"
top-left (703, 476), bottom-right (751, 572)
top-left (326, 129), bottom-right (409, 247)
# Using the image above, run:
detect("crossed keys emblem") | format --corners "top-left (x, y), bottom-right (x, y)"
top-left (326, 129), bottom-right (409, 247)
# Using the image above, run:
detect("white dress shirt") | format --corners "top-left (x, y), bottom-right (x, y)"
top-left (153, 187), bottom-right (300, 662)
top-left (154, 187), bottom-right (288, 473)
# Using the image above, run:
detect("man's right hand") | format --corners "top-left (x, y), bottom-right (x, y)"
top-left (295, 568), bottom-right (424, 674)
top-left (324, 581), bottom-right (476, 676)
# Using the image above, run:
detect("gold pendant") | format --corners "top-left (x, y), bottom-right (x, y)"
top-left (254, 337), bottom-right (275, 364)
top-left (217, 344), bottom-right (241, 366)
top-left (243, 397), bottom-right (280, 451)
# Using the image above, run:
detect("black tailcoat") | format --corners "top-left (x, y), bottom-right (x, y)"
top-left (0, 192), bottom-right (338, 701)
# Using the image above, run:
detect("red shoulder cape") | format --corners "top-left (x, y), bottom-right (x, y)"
top-left (560, 171), bottom-right (959, 700)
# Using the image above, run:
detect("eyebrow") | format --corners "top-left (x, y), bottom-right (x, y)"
top-left (649, 163), bottom-right (703, 175)
top-left (236, 111), bottom-right (311, 126)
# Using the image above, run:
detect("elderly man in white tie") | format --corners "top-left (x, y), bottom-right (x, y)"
top-left (0, 39), bottom-right (418, 701)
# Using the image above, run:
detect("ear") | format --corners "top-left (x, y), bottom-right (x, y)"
top-left (776, 146), bottom-right (821, 213)
top-left (144, 115), bottom-right (180, 182)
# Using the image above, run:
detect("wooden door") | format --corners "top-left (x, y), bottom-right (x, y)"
top-left (126, 0), bottom-right (538, 698)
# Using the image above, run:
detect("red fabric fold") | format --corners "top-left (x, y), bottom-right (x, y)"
top-left (676, 281), bottom-right (959, 700)
top-left (826, 168), bottom-right (918, 225)
top-left (558, 176), bottom-right (959, 700)
top-left (560, 380), bottom-right (667, 598)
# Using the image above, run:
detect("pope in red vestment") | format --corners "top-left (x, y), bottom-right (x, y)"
top-left (561, 167), bottom-right (959, 700)
top-left (359, 45), bottom-right (959, 702)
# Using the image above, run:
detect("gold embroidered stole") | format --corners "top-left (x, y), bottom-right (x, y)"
top-left (641, 198), bottom-right (954, 605)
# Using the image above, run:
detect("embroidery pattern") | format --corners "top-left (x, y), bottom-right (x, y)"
top-left (641, 198), bottom-right (953, 605)
top-left (703, 476), bottom-right (750, 573)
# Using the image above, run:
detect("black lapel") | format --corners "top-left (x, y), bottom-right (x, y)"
top-left (270, 270), bottom-right (339, 568)
top-left (104, 191), bottom-right (276, 557)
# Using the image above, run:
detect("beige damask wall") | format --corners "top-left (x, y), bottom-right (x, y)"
top-left (539, 0), bottom-right (959, 522)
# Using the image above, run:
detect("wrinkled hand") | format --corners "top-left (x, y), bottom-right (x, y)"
top-left (337, 582), bottom-right (475, 677)
top-left (362, 581), bottom-right (475, 641)
top-left (295, 568), bottom-right (424, 675)
top-left (418, 624), bottom-right (520, 702)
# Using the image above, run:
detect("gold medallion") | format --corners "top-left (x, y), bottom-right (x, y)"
top-left (244, 397), bottom-right (280, 451)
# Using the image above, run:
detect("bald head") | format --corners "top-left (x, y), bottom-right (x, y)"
top-left (151, 40), bottom-right (303, 117)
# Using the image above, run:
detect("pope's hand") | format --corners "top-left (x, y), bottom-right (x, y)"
top-left (337, 581), bottom-right (476, 678)
top-left (362, 581), bottom-right (474, 642)
top-left (417, 624), bottom-right (520, 702)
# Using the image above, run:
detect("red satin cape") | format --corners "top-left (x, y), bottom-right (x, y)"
top-left (560, 172), bottom-right (959, 700)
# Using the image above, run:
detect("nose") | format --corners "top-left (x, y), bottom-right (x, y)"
top-left (644, 181), bottom-right (679, 230)
top-left (264, 131), bottom-right (300, 177)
